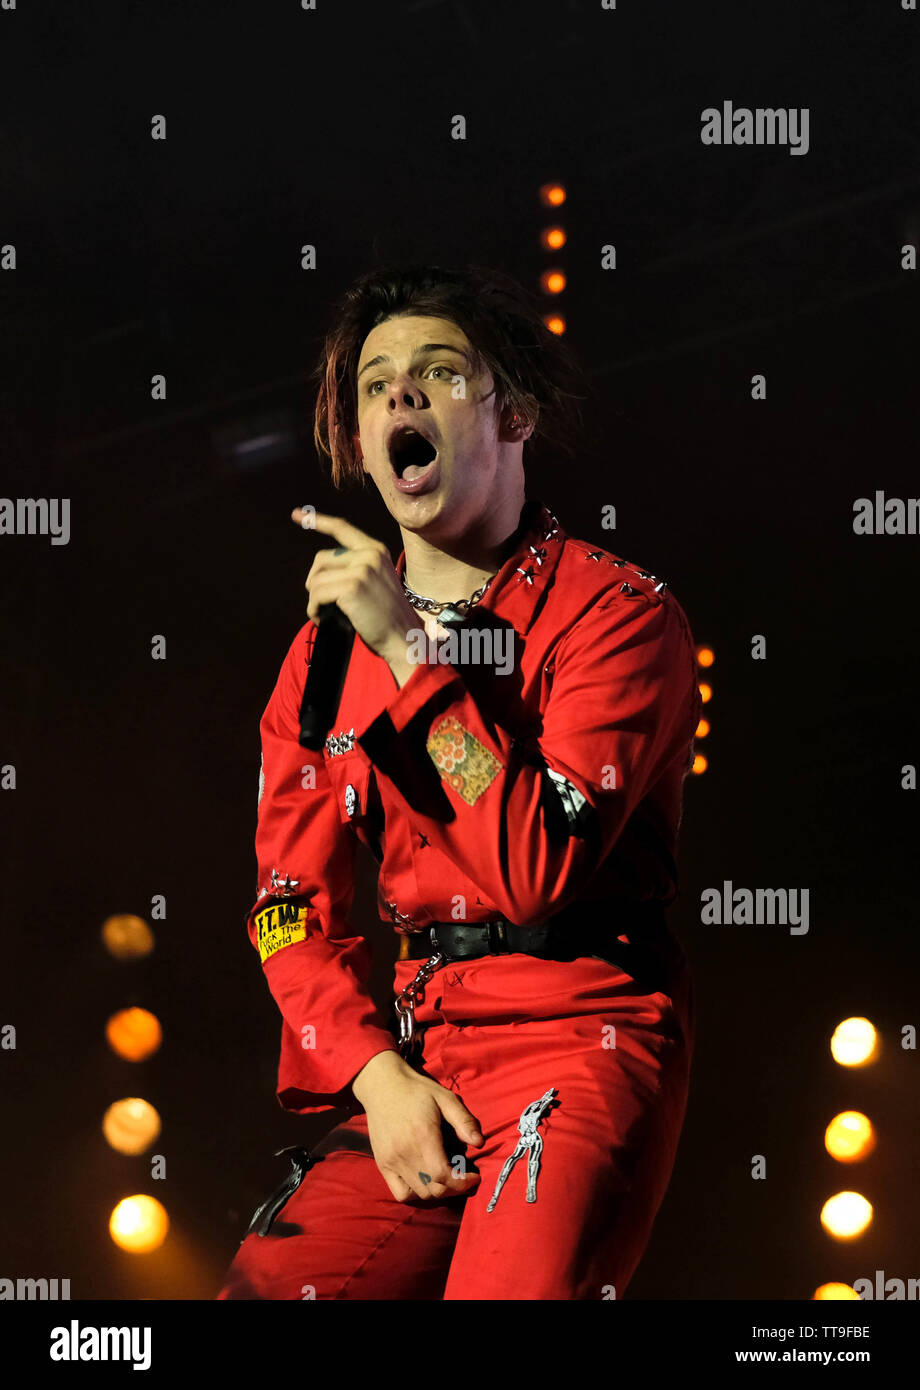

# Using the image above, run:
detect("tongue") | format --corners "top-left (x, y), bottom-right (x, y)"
top-left (402, 461), bottom-right (433, 482)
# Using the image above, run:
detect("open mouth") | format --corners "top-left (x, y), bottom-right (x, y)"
top-left (388, 426), bottom-right (438, 481)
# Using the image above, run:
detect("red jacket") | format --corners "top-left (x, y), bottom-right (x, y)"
top-left (248, 498), bottom-right (701, 1115)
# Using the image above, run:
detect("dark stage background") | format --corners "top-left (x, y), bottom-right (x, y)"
top-left (1, 0), bottom-right (918, 1302)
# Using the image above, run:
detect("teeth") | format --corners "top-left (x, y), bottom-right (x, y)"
top-left (390, 426), bottom-right (421, 446)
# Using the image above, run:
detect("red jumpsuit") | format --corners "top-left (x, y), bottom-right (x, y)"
top-left (217, 498), bottom-right (701, 1300)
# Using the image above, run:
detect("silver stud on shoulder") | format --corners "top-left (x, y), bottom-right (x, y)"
top-left (270, 869), bottom-right (300, 897)
top-left (325, 728), bottom-right (356, 757)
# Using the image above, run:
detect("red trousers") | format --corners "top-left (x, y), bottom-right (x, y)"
top-left (217, 931), bottom-right (694, 1300)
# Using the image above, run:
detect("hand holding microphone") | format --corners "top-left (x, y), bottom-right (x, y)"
top-left (292, 508), bottom-right (422, 747)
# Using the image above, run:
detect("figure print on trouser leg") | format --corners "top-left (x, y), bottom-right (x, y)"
top-left (486, 1088), bottom-right (557, 1212)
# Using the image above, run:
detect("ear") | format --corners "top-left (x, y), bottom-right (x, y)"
top-left (499, 406), bottom-right (535, 443)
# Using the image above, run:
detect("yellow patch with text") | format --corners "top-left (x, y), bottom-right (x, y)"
top-left (255, 900), bottom-right (309, 963)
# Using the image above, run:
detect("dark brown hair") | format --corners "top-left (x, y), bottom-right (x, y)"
top-left (310, 263), bottom-right (590, 488)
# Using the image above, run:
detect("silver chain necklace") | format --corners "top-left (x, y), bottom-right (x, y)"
top-left (401, 574), bottom-right (495, 622)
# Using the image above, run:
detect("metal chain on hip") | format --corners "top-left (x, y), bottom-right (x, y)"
top-left (393, 945), bottom-right (447, 1058)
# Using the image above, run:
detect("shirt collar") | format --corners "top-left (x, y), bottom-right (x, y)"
top-left (394, 497), bottom-right (564, 636)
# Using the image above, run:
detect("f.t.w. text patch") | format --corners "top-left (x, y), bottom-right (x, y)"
top-left (255, 900), bottom-right (309, 963)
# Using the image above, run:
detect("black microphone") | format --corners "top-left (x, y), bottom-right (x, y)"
top-left (298, 602), bottom-right (356, 750)
top-left (297, 536), bottom-right (357, 750)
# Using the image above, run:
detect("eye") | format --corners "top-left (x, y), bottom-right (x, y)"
top-left (366, 364), bottom-right (455, 395)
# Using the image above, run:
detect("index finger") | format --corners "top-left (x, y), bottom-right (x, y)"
top-left (291, 507), bottom-right (386, 553)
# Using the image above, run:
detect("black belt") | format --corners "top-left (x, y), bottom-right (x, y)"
top-left (403, 898), bottom-right (669, 964)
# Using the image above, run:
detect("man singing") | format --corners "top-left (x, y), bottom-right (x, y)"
top-left (217, 263), bottom-right (701, 1300)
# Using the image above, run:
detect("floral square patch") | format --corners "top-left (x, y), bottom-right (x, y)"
top-left (426, 714), bottom-right (503, 806)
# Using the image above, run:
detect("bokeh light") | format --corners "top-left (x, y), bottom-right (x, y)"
top-left (103, 1098), bottom-right (162, 1155)
top-left (106, 1007), bottom-right (162, 1062)
top-left (824, 1111), bottom-right (876, 1163)
top-left (101, 914), bottom-right (154, 960)
top-left (540, 226), bottom-right (566, 250)
top-left (540, 269), bottom-right (566, 295)
top-left (539, 182), bottom-right (566, 207)
top-left (830, 1017), bottom-right (879, 1067)
top-left (820, 1191), bottom-right (873, 1240)
top-left (813, 1283), bottom-right (861, 1300)
top-left (109, 1195), bottom-right (169, 1254)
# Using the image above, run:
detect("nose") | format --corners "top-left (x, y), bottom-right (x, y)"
top-left (387, 375), bottom-right (427, 410)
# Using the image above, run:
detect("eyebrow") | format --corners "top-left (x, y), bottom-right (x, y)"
top-left (356, 343), bottom-right (472, 381)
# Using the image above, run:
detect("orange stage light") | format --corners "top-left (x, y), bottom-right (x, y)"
top-left (820, 1191), bottom-right (873, 1240)
top-left (103, 1098), bottom-right (162, 1155)
top-left (101, 914), bottom-right (154, 960)
top-left (830, 1017), bottom-right (879, 1067)
top-left (106, 1007), bottom-right (162, 1062)
top-left (540, 270), bottom-right (566, 295)
top-left (539, 183), bottom-right (566, 207)
top-left (109, 1195), bottom-right (169, 1254)
top-left (540, 226), bottom-right (566, 250)
top-left (813, 1283), bottom-right (860, 1301)
top-left (824, 1111), bottom-right (876, 1163)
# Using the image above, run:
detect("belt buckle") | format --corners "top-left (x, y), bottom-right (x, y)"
top-left (429, 924), bottom-right (455, 963)
top-left (487, 919), bottom-right (508, 954)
